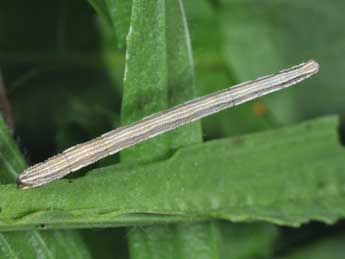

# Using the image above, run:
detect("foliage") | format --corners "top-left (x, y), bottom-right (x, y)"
top-left (0, 0), bottom-right (344, 258)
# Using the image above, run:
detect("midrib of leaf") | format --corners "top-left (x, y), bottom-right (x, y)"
top-left (0, 117), bottom-right (91, 259)
top-left (120, 0), bottom-right (222, 258)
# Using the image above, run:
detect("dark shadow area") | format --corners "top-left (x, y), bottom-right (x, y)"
top-left (274, 220), bottom-right (345, 257)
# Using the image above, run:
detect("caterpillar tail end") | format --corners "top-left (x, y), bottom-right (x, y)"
top-left (16, 177), bottom-right (32, 190)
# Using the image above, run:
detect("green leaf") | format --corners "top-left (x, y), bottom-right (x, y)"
top-left (87, 0), bottom-right (114, 30)
top-left (0, 116), bottom-right (343, 230)
top-left (120, 0), bottom-right (169, 164)
top-left (88, 0), bottom-right (132, 48)
top-left (217, 222), bottom-right (278, 259)
top-left (0, 117), bottom-right (91, 258)
top-left (56, 94), bottom-right (118, 151)
top-left (166, 0), bottom-right (202, 149)
top-left (129, 223), bottom-right (221, 259)
top-left (118, 0), bottom-right (171, 256)
top-left (196, 66), bottom-right (279, 139)
top-left (219, 0), bottom-right (345, 124)
top-left (0, 231), bottom-right (92, 259)
top-left (183, 0), bottom-right (223, 62)
top-left (122, 1), bottom-right (216, 258)
top-left (185, 3), bottom-right (279, 257)
top-left (0, 121), bottom-right (26, 185)
top-left (2, 0), bottom-right (344, 256)
top-left (105, 0), bottom-right (132, 48)
top-left (183, 0), bottom-right (278, 140)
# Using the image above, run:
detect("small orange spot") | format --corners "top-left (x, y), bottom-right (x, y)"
top-left (252, 101), bottom-right (267, 116)
top-left (232, 136), bottom-right (245, 145)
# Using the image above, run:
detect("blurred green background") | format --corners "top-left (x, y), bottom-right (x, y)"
top-left (0, 0), bottom-right (344, 258)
